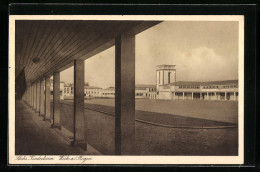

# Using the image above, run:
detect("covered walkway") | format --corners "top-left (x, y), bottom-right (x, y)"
top-left (15, 100), bottom-right (101, 155)
top-left (16, 20), bottom-right (160, 155)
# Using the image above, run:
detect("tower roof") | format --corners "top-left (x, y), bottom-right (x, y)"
top-left (156, 64), bottom-right (176, 70)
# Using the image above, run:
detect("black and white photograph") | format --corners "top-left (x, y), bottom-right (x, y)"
top-left (9, 15), bottom-right (244, 164)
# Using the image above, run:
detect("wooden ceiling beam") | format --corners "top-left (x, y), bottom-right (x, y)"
top-left (15, 21), bottom-right (161, 84)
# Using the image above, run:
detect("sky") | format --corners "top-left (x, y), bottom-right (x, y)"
top-left (60, 21), bottom-right (239, 89)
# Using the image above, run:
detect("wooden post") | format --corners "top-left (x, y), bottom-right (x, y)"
top-left (51, 72), bottom-right (61, 129)
top-left (115, 33), bottom-right (135, 155)
top-left (36, 81), bottom-right (41, 113)
top-left (34, 83), bottom-right (37, 110)
top-left (71, 59), bottom-right (86, 150)
top-left (44, 77), bottom-right (51, 121)
top-left (40, 79), bottom-right (45, 115)
top-left (30, 86), bottom-right (32, 107)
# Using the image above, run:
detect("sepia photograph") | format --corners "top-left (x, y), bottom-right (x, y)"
top-left (9, 15), bottom-right (244, 164)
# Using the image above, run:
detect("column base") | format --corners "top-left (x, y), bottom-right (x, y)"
top-left (71, 140), bottom-right (87, 151)
top-left (51, 123), bottom-right (61, 130)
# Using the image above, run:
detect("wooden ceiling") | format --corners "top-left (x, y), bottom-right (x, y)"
top-left (15, 20), bottom-right (160, 84)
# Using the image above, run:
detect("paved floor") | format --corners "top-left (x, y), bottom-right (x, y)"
top-left (15, 100), bottom-right (101, 155)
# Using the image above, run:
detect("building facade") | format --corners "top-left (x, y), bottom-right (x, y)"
top-left (157, 65), bottom-right (238, 101)
top-left (98, 86), bottom-right (157, 99)
top-left (84, 86), bottom-right (102, 98)
top-left (100, 87), bottom-right (115, 98)
top-left (63, 83), bottom-right (74, 98)
top-left (135, 85), bottom-right (157, 99)
top-left (55, 64), bottom-right (238, 101)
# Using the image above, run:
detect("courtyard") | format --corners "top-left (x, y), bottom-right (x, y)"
top-left (50, 99), bottom-right (238, 155)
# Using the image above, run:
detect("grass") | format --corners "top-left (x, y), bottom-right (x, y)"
top-left (50, 99), bottom-right (238, 155)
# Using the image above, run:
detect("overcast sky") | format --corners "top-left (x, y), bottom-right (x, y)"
top-left (60, 21), bottom-right (239, 88)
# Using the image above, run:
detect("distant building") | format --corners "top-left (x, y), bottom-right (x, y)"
top-left (64, 83), bottom-right (74, 98)
top-left (56, 64), bottom-right (238, 101)
top-left (100, 87), bottom-right (115, 98)
top-left (135, 85), bottom-right (157, 99)
top-left (99, 85), bottom-right (157, 99)
top-left (84, 86), bottom-right (102, 98)
top-left (50, 79), bottom-right (65, 100)
top-left (157, 65), bottom-right (238, 101)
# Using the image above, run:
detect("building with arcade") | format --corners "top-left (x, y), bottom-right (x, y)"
top-left (156, 65), bottom-right (239, 101)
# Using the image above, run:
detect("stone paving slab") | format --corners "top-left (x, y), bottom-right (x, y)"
top-left (15, 100), bottom-right (101, 155)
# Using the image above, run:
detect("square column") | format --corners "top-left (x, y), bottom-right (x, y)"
top-left (234, 92), bottom-right (236, 101)
top-left (29, 86), bottom-right (31, 106)
top-left (32, 84), bottom-right (34, 108)
top-left (33, 83), bottom-right (37, 110)
top-left (24, 89), bottom-right (26, 102)
top-left (71, 59), bottom-right (86, 150)
top-left (207, 92), bottom-right (209, 100)
top-left (26, 89), bottom-right (28, 103)
top-left (51, 72), bottom-right (61, 129)
top-left (30, 86), bottom-right (32, 107)
top-left (225, 92), bottom-right (227, 101)
top-left (192, 92), bottom-right (194, 100)
top-left (31, 85), bottom-right (33, 107)
top-left (36, 81), bottom-right (41, 113)
top-left (25, 89), bottom-right (27, 102)
top-left (115, 34), bottom-right (135, 155)
top-left (200, 92), bottom-right (202, 100)
top-left (40, 79), bottom-right (45, 115)
top-left (25, 89), bottom-right (27, 103)
top-left (183, 92), bottom-right (185, 100)
top-left (35, 82), bottom-right (38, 110)
top-left (44, 77), bottom-right (51, 121)
top-left (23, 89), bottom-right (26, 102)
